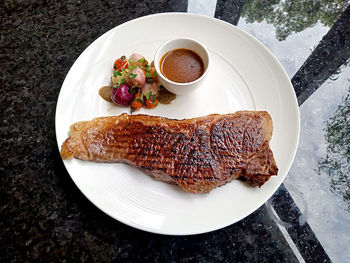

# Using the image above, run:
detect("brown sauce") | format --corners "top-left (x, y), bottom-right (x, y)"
top-left (99, 86), bottom-right (113, 102)
top-left (158, 86), bottom-right (176, 104)
top-left (160, 48), bottom-right (204, 83)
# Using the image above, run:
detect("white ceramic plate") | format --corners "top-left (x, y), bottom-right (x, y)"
top-left (55, 13), bottom-right (300, 235)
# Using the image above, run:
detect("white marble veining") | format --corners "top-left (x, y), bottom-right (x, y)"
top-left (237, 19), bottom-right (329, 77)
top-left (238, 16), bottom-right (350, 263)
top-left (187, 0), bottom-right (217, 17)
top-left (286, 65), bottom-right (350, 263)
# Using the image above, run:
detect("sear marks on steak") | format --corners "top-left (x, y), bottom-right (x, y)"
top-left (60, 111), bottom-right (278, 193)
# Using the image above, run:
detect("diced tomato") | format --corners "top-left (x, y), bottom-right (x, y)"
top-left (134, 92), bottom-right (142, 100)
top-left (150, 67), bottom-right (156, 77)
top-left (144, 98), bottom-right (159, 109)
top-left (131, 100), bottom-right (143, 111)
top-left (150, 67), bottom-right (157, 82)
top-left (131, 93), bottom-right (143, 111)
top-left (144, 67), bottom-right (158, 84)
top-left (114, 57), bottom-right (128, 71)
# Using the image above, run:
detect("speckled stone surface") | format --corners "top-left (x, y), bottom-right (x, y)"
top-left (292, 5), bottom-right (350, 105)
top-left (0, 1), bottom-right (332, 262)
top-left (215, 0), bottom-right (245, 25)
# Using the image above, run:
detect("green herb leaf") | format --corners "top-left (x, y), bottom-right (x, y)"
top-left (113, 70), bottom-right (120, 77)
top-left (145, 72), bottom-right (153, 78)
top-left (114, 70), bottom-right (122, 77)
top-left (136, 97), bottom-right (144, 104)
top-left (128, 59), bottom-right (134, 63)
top-left (137, 57), bottom-right (145, 63)
top-left (145, 91), bottom-right (151, 100)
top-left (120, 78), bottom-right (126, 84)
top-left (152, 70), bottom-right (157, 77)
top-left (150, 94), bottom-right (155, 103)
top-left (129, 66), bottom-right (138, 70)
top-left (129, 73), bottom-right (137, 79)
top-left (144, 65), bottom-right (151, 73)
top-left (128, 87), bottom-right (133, 93)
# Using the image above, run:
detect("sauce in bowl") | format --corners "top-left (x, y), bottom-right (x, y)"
top-left (160, 48), bottom-right (204, 83)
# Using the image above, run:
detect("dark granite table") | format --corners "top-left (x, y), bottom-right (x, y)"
top-left (1, 1), bottom-right (349, 262)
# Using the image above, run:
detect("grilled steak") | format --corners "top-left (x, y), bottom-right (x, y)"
top-left (60, 111), bottom-right (278, 193)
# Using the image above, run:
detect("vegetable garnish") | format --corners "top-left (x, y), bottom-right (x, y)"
top-left (114, 57), bottom-right (128, 71)
top-left (144, 91), bottom-right (152, 100)
top-left (136, 97), bottom-right (144, 104)
top-left (145, 97), bottom-right (159, 108)
top-left (111, 84), bottom-right (134, 106)
top-left (131, 101), bottom-right (143, 112)
top-left (144, 64), bottom-right (151, 72)
top-left (145, 72), bottom-right (153, 78)
top-left (131, 92), bottom-right (144, 112)
top-left (99, 53), bottom-right (175, 112)
top-left (114, 70), bottom-right (122, 77)
top-left (129, 73), bottom-right (137, 79)
top-left (114, 77), bottom-right (126, 90)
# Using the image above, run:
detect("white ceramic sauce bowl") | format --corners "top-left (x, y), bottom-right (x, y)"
top-left (154, 38), bottom-right (210, 95)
